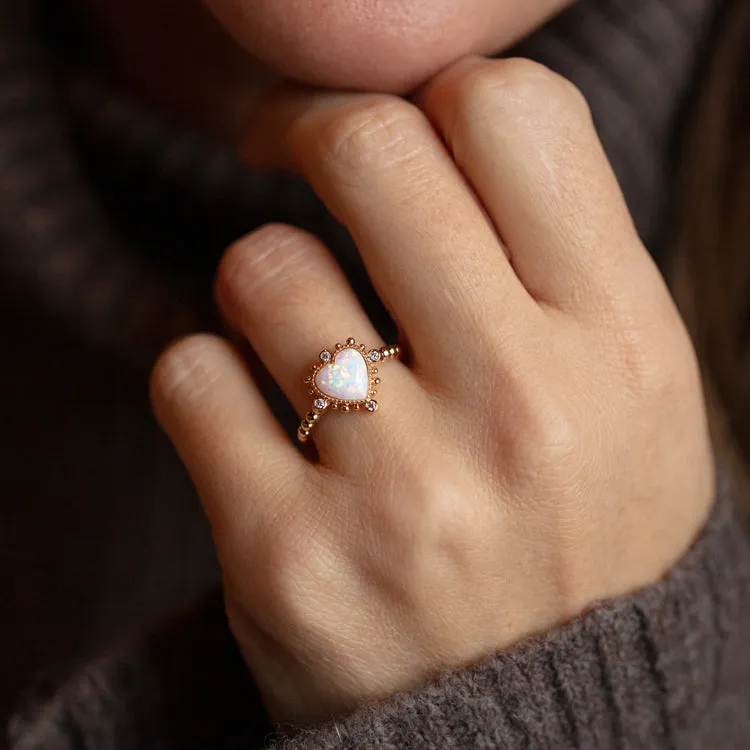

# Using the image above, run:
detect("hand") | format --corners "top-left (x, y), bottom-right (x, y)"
top-left (151, 57), bottom-right (714, 728)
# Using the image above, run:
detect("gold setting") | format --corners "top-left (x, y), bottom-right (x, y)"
top-left (297, 338), bottom-right (401, 443)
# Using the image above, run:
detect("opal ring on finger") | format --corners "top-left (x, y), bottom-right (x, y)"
top-left (297, 337), bottom-right (401, 443)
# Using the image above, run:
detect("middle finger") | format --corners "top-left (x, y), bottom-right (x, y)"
top-left (242, 88), bottom-right (537, 377)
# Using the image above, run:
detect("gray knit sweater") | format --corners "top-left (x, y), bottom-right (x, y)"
top-left (4, 0), bottom-right (750, 747)
top-left (9, 481), bottom-right (750, 748)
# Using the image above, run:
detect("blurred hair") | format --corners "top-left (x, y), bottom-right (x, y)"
top-left (671, 0), bottom-right (750, 507)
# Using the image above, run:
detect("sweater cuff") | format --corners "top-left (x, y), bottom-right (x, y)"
top-left (278, 478), bottom-right (750, 749)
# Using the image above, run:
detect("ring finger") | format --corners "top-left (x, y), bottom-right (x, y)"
top-left (215, 222), bottom-right (421, 463)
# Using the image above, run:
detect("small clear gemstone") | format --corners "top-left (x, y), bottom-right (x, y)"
top-left (368, 350), bottom-right (381, 362)
top-left (319, 350), bottom-right (332, 362)
top-left (365, 400), bottom-right (378, 412)
top-left (314, 398), bottom-right (328, 411)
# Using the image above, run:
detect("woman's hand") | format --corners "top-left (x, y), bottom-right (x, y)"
top-left (151, 57), bottom-right (714, 728)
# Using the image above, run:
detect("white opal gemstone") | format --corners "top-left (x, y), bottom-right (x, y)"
top-left (315, 348), bottom-right (369, 401)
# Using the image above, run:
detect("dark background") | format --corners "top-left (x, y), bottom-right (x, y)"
top-left (0, 297), bottom-right (220, 723)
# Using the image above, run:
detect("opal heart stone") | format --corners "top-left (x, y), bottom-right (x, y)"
top-left (315, 348), bottom-right (369, 401)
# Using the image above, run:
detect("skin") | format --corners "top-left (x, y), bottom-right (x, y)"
top-left (75, 0), bottom-right (714, 730)
top-left (73, 0), bottom-right (573, 139)
top-left (203, 0), bottom-right (575, 91)
top-left (154, 62), bottom-right (713, 726)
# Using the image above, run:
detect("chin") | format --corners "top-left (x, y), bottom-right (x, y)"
top-left (204, 0), bottom-right (573, 92)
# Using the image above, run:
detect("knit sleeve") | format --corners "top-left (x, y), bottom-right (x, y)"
top-left (276, 477), bottom-right (750, 750)
top-left (8, 478), bottom-right (750, 750)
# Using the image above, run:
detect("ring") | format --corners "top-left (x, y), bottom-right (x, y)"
top-left (297, 337), bottom-right (401, 443)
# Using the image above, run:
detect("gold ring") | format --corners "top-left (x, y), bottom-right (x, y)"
top-left (297, 337), bottom-right (401, 443)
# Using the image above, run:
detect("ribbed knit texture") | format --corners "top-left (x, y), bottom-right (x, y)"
top-left (0, 0), bottom-right (201, 372)
top-left (8, 477), bottom-right (750, 749)
top-left (275, 478), bottom-right (750, 750)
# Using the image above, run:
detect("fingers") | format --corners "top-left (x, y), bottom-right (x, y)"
top-left (150, 333), bottom-right (307, 540)
top-left (214, 223), bottom-right (420, 461)
top-left (241, 87), bottom-right (535, 374)
top-left (419, 57), bottom-right (663, 315)
top-left (216, 224), bottom-right (379, 416)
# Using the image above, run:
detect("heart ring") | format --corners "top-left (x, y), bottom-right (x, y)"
top-left (297, 337), bottom-right (401, 443)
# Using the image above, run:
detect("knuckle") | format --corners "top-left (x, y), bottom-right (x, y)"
top-left (616, 320), bottom-right (695, 400)
top-left (314, 95), bottom-right (429, 177)
top-left (216, 224), bottom-right (320, 317)
top-left (223, 223), bottom-right (306, 266)
top-left (451, 57), bottom-right (591, 129)
top-left (247, 512), bottom-right (332, 617)
top-left (218, 224), bottom-right (309, 293)
top-left (499, 388), bottom-right (583, 486)
top-left (526, 408), bottom-right (581, 474)
top-left (496, 57), bottom-right (589, 114)
top-left (370, 460), bottom-right (479, 568)
top-left (150, 334), bottom-right (231, 412)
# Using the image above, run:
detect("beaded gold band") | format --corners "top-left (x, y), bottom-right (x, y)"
top-left (297, 337), bottom-right (401, 443)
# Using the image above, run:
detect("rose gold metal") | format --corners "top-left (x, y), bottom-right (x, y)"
top-left (296, 338), bottom-right (401, 443)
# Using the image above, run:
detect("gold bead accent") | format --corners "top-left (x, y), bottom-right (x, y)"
top-left (346, 337), bottom-right (356, 346)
